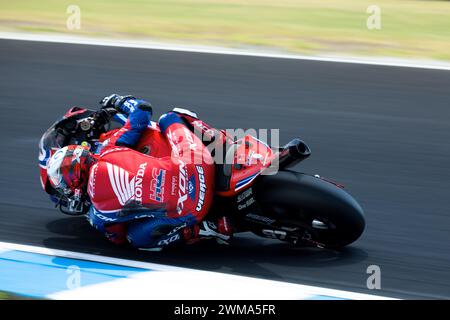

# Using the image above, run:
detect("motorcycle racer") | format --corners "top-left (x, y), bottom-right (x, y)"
top-left (45, 94), bottom-right (232, 250)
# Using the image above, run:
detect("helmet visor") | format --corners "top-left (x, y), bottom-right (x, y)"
top-left (47, 148), bottom-right (71, 194)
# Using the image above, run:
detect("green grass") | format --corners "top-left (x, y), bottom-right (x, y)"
top-left (0, 291), bottom-right (30, 300)
top-left (1, 0), bottom-right (450, 60)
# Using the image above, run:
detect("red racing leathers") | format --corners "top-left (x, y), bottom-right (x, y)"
top-left (86, 112), bottom-right (215, 248)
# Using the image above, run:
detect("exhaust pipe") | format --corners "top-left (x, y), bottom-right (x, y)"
top-left (278, 138), bottom-right (311, 169)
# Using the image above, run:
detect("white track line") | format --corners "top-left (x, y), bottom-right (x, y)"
top-left (1, 32), bottom-right (450, 71)
top-left (0, 241), bottom-right (182, 271)
top-left (0, 241), bottom-right (396, 300)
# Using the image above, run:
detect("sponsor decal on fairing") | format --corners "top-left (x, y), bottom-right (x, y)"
top-left (171, 176), bottom-right (177, 196)
top-left (150, 168), bottom-right (166, 202)
top-left (134, 163), bottom-right (147, 203)
top-left (157, 233), bottom-right (180, 246)
top-left (106, 162), bottom-right (147, 205)
top-left (176, 159), bottom-right (188, 214)
top-left (188, 175), bottom-right (196, 200)
top-left (195, 165), bottom-right (207, 212)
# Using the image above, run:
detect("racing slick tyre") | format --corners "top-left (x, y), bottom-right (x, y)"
top-left (253, 170), bottom-right (365, 248)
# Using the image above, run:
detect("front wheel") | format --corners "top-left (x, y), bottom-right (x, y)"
top-left (253, 171), bottom-right (365, 248)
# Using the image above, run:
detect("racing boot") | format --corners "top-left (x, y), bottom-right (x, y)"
top-left (183, 216), bottom-right (233, 245)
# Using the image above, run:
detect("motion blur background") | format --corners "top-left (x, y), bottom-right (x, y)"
top-left (1, 0), bottom-right (450, 61)
top-left (1, 0), bottom-right (450, 299)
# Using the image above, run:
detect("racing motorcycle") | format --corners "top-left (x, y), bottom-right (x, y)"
top-left (39, 105), bottom-right (365, 249)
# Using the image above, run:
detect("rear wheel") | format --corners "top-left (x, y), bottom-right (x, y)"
top-left (253, 171), bottom-right (365, 248)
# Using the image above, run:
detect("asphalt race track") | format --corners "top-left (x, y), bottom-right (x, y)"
top-left (1, 39), bottom-right (450, 299)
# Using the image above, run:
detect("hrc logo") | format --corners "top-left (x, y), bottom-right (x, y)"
top-left (150, 168), bottom-right (166, 202)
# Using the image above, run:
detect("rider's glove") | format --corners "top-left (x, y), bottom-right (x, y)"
top-left (100, 94), bottom-right (152, 116)
top-left (100, 93), bottom-right (123, 108)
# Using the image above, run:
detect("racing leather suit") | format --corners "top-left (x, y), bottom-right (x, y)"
top-left (87, 98), bottom-right (215, 248)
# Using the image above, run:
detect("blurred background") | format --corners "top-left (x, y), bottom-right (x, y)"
top-left (1, 0), bottom-right (450, 61)
top-left (1, 0), bottom-right (450, 300)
